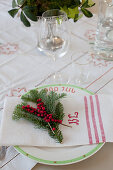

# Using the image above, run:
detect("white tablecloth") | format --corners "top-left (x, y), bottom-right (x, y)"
top-left (0, 0), bottom-right (113, 170)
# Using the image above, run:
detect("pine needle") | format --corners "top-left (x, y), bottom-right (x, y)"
top-left (13, 89), bottom-right (67, 143)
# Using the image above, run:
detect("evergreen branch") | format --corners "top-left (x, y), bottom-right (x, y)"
top-left (21, 89), bottom-right (40, 103)
top-left (44, 91), bottom-right (66, 115)
top-left (55, 102), bottom-right (65, 120)
top-left (13, 103), bottom-right (63, 143)
top-left (48, 127), bottom-right (63, 143)
top-left (13, 104), bottom-right (47, 129)
top-left (13, 89), bottom-right (67, 143)
top-left (21, 89), bottom-right (48, 103)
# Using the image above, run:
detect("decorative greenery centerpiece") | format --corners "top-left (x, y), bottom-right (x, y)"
top-left (8, 0), bottom-right (95, 27)
top-left (13, 89), bottom-right (71, 143)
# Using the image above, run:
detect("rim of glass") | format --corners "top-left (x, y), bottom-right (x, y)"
top-left (42, 9), bottom-right (67, 20)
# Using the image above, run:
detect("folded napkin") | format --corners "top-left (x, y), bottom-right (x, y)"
top-left (0, 94), bottom-right (113, 147)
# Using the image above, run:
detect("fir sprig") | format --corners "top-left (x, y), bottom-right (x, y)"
top-left (13, 89), bottom-right (67, 143)
top-left (21, 89), bottom-right (66, 115)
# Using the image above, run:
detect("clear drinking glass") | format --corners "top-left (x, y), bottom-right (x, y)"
top-left (37, 9), bottom-right (70, 59)
top-left (37, 9), bottom-right (70, 83)
top-left (94, 0), bottom-right (113, 60)
top-left (67, 53), bottom-right (91, 86)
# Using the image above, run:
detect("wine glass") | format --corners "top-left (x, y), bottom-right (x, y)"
top-left (37, 9), bottom-right (70, 83)
top-left (67, 53), bottom-right (91, 86)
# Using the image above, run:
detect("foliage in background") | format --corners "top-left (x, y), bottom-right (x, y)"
top-left (8, 0), bottom-right (95, 27)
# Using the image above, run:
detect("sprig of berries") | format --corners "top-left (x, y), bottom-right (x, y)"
top-left (22, 98), bottom-right (63, 132)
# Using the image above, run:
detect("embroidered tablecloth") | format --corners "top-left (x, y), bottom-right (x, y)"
top-left (0, 0), bottom-right (113, 169)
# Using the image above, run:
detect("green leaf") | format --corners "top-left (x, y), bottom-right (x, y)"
top-left (73, 0), bottom-right (81, 7)
top-left (8, 9), bottom-right (19, 18)
top-left (81, 0), bottom-right (89, 8)
top-left (74, 14), bottom-right (83, 22)
top-left (77, 13), bottom-right (83, 20)
top-left (88, 0), bottom-right (95, 6)
top-left (81, 8), bottom-right (93, 17)
top-left (82, 0), bottom-right (95, 8)
top-left (20, 11), bottom-right (30, 27)
top-left (82, 0), bottom-right (86, 3)
top-left (17, 0), bottom-right (25, 5)
top-left (68, 7), bottom-right (79, 19)
top-left (60, 6), bottom-right (69, 16)
top-left (12, 0), bottom-right (17, 8)
top-left (23, 6), bottom-right (37, 21)
top-left (74, 14), bottom-right (79, 22)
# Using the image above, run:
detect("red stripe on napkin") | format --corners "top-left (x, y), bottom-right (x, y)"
top-left (95, 95), bottom-right (106, 142)
top-left (84, 96), bottom-right (93, 144)
top-left (90, 96), bottom-right (99, 143)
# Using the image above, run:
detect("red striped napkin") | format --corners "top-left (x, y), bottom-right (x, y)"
top-left (0, 95), bottom-right (113, 147)
top-left (84, 95), bottom-right (106, 144)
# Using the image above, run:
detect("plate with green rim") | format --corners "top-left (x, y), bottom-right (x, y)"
top-left (15, 84), bottom-right (104, 165)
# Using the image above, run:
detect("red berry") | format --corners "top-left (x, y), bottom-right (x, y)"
top-left (40, 102), bottom-right (44, 105)
top-left (34, 112), bottom-right (37, 115)
top-left (51, 119), bottom-right (54, 122)
top-left (59, 120), bottom-right (62, 124)
top-left (40, 111), bottom-right (44, 114)
top-left (54, 119), bottom-right (57, 122)
top-left (22, 106), bottom-right (25, 109)
top-left (41, 114), bottom-right (44, 117)
top-left (52, 128), bottom-right (55, 131)
top-left (47, 114), bottom-right (49, 117)
top-left (37, 114), bottom-right (40, 117)
top-left (42, 107), bottom-right (45, 110)
top-left (37, 99), bottom-right (42, 102)
top-left (44, 117), bottom-right (46, 121)
top-left (46, 119), bottom-right (50, 122)
top-left (27, 105), bottom-right (30, 108)
top-left (49, 116), bottom-right (52, 119)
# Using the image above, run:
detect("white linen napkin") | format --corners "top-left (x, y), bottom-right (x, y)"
top-left (0, 94), bottom-right (113, 147)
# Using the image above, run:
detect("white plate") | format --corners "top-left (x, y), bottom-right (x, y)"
top-left (15, 84), bottom-right (104, 165)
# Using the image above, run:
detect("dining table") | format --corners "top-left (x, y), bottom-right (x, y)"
top-left (0, 0), bottom-right (113, 170)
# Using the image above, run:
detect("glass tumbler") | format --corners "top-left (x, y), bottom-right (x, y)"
top-left (94, 0), bottom-right (113, 60)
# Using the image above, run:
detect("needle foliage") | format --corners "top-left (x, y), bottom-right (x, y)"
top-left (13, 89), bottom-right (66, 143)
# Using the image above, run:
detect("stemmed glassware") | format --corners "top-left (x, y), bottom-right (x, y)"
top-left (37, 9), bottom-right (70, 83)
top-left (67, 53), bottom-right (91, 86)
